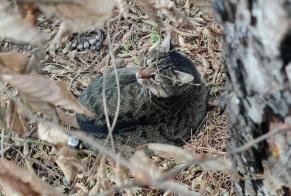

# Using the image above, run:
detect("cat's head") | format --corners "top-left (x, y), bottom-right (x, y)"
top-left (136, 34), bottom-right (196, 98)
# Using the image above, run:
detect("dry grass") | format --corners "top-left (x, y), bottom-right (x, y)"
top-left (0, 0), bottom-right (233, 195)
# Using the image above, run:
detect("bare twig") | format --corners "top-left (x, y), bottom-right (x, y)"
top-left (97, 181), bottom-right (140, 196)
top-left (73, 131), bottom-right (200, 196)
top-left (229, 127), bottom-right (290, 155)
top-left (102, 16), bottom-right (123, 152)
top-left (1, 129), bottom-right (4, 158)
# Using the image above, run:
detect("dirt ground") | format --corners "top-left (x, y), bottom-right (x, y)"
top-left (0, 1), bottom-right (232, 195)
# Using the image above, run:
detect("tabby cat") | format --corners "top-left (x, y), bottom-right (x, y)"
top-left (77, 36), bottom-right (208, 155)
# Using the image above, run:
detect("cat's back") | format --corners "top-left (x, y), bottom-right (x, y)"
top-left (77, 67), bottom-right (144, 135)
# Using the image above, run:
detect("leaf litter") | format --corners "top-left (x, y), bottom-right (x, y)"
top-left (0, 0), bottom-right (232, 195)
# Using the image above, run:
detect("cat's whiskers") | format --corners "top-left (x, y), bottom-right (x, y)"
top-left (136, 88), bottom-right (152, 112)
top-left (160, 75), bottom-right (201, 86)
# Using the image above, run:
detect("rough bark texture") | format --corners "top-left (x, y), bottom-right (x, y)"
top-left (213, 0), bottom-right (291, 195)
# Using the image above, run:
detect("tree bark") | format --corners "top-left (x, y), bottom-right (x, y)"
top-left (213, 0), bottom-right (291, 195)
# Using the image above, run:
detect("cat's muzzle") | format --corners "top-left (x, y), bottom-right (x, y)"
top-left (136, 72), bottom-right (152, 87)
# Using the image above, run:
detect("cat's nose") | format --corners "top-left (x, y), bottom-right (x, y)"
top-left (136, 72), bottom-right (141, 79)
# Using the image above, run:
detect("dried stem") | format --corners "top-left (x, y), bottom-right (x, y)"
top-left (1, 129), bottom-right (4, 158)
top-left (102, 16), bottom-right (123, 152)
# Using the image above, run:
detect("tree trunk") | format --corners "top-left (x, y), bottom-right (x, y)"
top-left (213, 0), bottom-right (291, 195)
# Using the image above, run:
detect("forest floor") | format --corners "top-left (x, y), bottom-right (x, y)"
top-left (0, 1), bottom-right (233, 195)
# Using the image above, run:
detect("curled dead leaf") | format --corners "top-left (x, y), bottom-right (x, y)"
top-left (129, 150), bottom-right (161, 185)
top-left (136, 0), bottom-right (193, 29)
top-left (143, 143), bottom-right (231, 171)
top-left (0, 158), bottom-right (63, 196)
top-left (0, 108), bottom-right (6, 129)
top-left (56, 108), bottom-right (80, 129)
top-left (199, 157), bottom-right (232, 171)
top-left (33, 0), bottom-right (116, 49)
top-left (0, 0), bottom-right (46, 45)
top-left (6, 100), bottom-right (26, 136)
top-left (144, 143), bottom-right (194, 162)
top-left (56, 146), bottom-right (83, 182)
top-left (0, 51), bottom-right (29, 74)
top-left (2, 74), bottom-right (92, 116)
top-left (38, 122), bottom-right (69, 146)
top-left (0, 51), bottom-right (41, 74)
top-left (16, 2), bottom-right (39, 25)
top-left (35, 0), bottom-right (116, 31)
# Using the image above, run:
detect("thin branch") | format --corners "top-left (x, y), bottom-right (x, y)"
top-left (102, 16), bottom-right (123, 152)
top-left (97, 181), bottom-right (140, 196)
top-left (160, 127), bottom-right (291, 181)
top-left (1, 129), bottom-right (4, 158)
top-left (229, 127), bottom-right (290, 155)
top-left (73, 131), bottom-right (200, 196)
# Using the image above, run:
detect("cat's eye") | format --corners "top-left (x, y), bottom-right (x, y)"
top-left (150, 74), bottom-right (160, 81)
top-left (150, 75), bottom-right (156, 80)
top-left (145, 59), bottom-right (151, 65)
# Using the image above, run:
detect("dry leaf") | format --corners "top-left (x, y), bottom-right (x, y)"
top-left (33, 0), bottom-right (116, 49)
top-left (129, 150), bottom-right (161, 184)
top-left (158, 181), bottom-right (200, 196)
top-left (17, 2), bottom-right (39, 25)
top-left (0, 0), bottom-right (46, 45)
top-left (36, 0), bottom-right (116, 31)
top-left (6, 100), bottom-right (26, 136)
top-left (56, 108), bottom-right (80, 129)
top-left (145, 143), bottom-right (194, 162)
top-left (199, 157), bottom-right (232, 171)
top-left (38, 122), bottom-right (69, 145)
top-left (56, 146), bottom-right (83, 182)
top-left (0, 159), bottom-right (63, 196)
top-left (0, 51), bottom-right (29, 74)
top-left (190, 0), bottom-right (212, 13)
top-left (0, 108), bottom-right (6, 129)
top-left (130, 150), bottom-right (200, 196)
top-left (144, 144), bottom-right (231, 171)
top-left (136, 0), bottom-right (193, 29)
top-left (2, 74), bottom-right (92, 115)
top-left (135, 0), bottom-right (162, 26)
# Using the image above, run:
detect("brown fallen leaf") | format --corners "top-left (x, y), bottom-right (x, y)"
top-left (38, 122), bottom-right (69, 146)
top-left (2, 74), bottom-right (92, 116)
top-left (129, 150), bottom-right (161, 185)
top-left (136, 0), bottom-right (194, 29)
top-left (56, 108), bottom-right (80, 129)
top-left (17, 2), bottom-right (40, 25)
top-left (190, 0), bottom-right (212, 13)
top-left (0, 51), bottom-right (30, 74)
top-left (0, 158), bottom-right (63, 196)
top-left (56, 146), bottom-right (84, 182)
top-left (0, 108), bottom-right (6, 129)
top-left (143, 143), bottom-right (194, 162)
top-left (199, 157), bottom-right (232, 171)
top-left (0, 0), bottom-right (46, 45)
top-left (143, 143), bottom-right (232, 171)
top-left (0, 44), bottom-right (42, 76)
top-left (33, 0), bottom-right (116, 49)
top-left (129, 150), bottom-right (200, 195)
top-left (6, 100), bottom-right (26, 136)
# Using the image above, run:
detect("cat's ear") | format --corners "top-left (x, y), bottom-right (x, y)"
top-left (174, 70), bottom-right (194, 84)
top-left (148, 33), bottom-right (171, 53)
top-left (160, 33), bottom-right (171, 53)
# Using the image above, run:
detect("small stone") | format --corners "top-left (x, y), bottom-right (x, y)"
top-left (71, 42), bottom-right (78, 49)
top-left (95, 41), bottom-right (101, 48)
top-left (68, 135), bottom-right (80, 148)
top-left (88, 37), bottom-right (97, 45)
top-left (90, 45), bottom-right (97, 50)
top-left (83, 40), bottom-right (90, 49)
top-left (95, 34), bottom-right (101, 41)
top-left (77, 43), bottom-right (84, 51)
